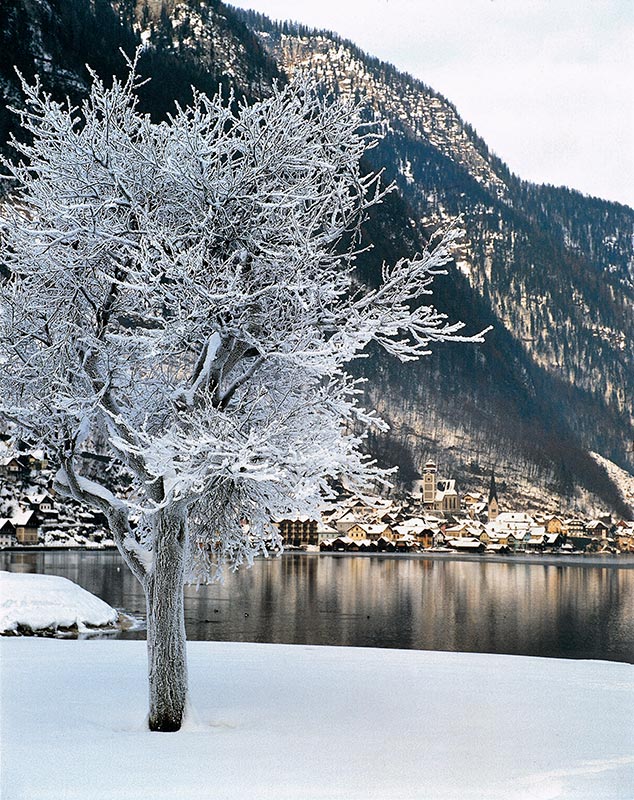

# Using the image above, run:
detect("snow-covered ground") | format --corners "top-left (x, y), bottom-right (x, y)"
top-left (0, 570), bottom-right (119, 633)
top-left (1, 638), bottom-right (633, 800)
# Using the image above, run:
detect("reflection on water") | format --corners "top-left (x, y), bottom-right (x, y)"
top-left (2, 551), bottom-right (633, 662)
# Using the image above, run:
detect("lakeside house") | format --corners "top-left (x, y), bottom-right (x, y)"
top-left (586, 519), bottom-right (611, 539)
top-left (347, 522), bottom-right (393, 542)
top-left (276, 516), bottom-right (319, 548)
top-left (0, 519), bottom-right (17, 548)
top-left (12, 509), bottom-right (39, 545)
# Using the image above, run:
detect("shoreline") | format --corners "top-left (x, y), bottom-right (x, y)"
top-left (3, 545), bottom-right (633, 569)
top-left (0, 544), bottom-right (118, 553)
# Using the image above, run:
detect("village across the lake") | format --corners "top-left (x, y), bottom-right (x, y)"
top-left (281, 460), bottom-right (634, 556)
top-left (2, 443), bottom-right (633, 556)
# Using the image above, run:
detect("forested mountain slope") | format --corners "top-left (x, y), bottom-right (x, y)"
top-left (1, 0), bottom-right (632, 514)
top-left (232, 10), bottom-right (634, 515)
top-left (0, 0), bottom-right (280, 151)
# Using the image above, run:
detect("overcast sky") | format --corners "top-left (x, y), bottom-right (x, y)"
top-left (229, 0), bottom-right (633, 208)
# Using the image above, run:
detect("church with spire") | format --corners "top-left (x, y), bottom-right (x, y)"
top-left (413, 460), bottom-right (460, 513)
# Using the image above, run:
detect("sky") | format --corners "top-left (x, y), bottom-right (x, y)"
top-left (229, 0), bottom-right (634, 208)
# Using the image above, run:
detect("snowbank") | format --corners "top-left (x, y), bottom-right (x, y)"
top-left (1, 639), bottom-right (632, 799)
top-left (0, 570), bottom-right (118, 633)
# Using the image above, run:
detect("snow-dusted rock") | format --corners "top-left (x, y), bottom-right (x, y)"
top-left (0, 571), bottom-right (118, 633)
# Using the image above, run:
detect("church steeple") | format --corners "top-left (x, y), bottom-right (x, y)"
top-left (422, 460), bottom-right (437, 506)
top-left (488, 470), bottom-right (498, 503)
top-left (487, 470), bottom-right (499, 522)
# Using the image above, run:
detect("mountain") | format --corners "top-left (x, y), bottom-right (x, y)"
top-left (231, 10), bottom-right (634, 517)
top-left (1, 0), bottom-right (632, 516)
top-left (0, 0), bottom-right (280, 142)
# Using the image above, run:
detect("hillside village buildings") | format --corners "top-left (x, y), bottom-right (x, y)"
top-left (277, 462), bottom-right (634, 555)
top-left (0, 439), bottom-right (633, 555)
top-left (0, 440), bottom-right (113, 549)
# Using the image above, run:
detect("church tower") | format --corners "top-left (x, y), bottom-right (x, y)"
top-left (487, 470), bottom-right (499, 522)
top-left (422, 460), bottom-right (437, 506)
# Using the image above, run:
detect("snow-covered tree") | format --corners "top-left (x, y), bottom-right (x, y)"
top-left (0, 59), bottom-right (486, 731)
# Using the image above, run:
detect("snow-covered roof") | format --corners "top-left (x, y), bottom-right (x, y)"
top-left (486, 530), bottom-right (517, 541)
top-left (394, 523), bottom-right (431, 537)
top-left (363, 523), bottom-right (390, 535)
top-left (462, 492), bottom-right (483, 502)
top-left (586, 519), bottom-right (610, 529)
top-left (0, 456), bottom-right (22, 467)
top-left (495, 512), bottom-right (535, 524)
top-left (25, 492), bottom-right (53, 506)
top-left (398, 517), bottom-right (427, 528)
top-left (342, 494), bottom-right (393, 512)
top-left (487, 513), bottom-right (535, 534)
top-left (273, 514), bottom-right (317, 523)
top-left (11, 508), bottom-right (37, 527)
top-left (435, 480), bottom-right (457, 501)
top-left (347, 522), bottom-right (390, 536)
top-left (446, 537), bottom-right (483, 549)
top-left (335, 509), bottom-right (362, 524)
top-left (445, 524), bottom-right (466, 534)
top-left (316, 523), bottom-right (338, 535)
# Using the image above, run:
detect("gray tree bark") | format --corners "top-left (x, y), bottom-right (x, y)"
top-left (145, 507), bottom-right (188, 732)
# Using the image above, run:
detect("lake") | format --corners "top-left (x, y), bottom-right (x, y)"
top-left (2, 550), bottom-right (633, 662)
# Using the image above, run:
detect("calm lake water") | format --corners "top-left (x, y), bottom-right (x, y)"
top-left (2, 550), bottom-right (633, 663)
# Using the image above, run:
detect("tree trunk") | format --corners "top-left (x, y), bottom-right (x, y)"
top-left (145, 508), bottom-right (188, 732)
